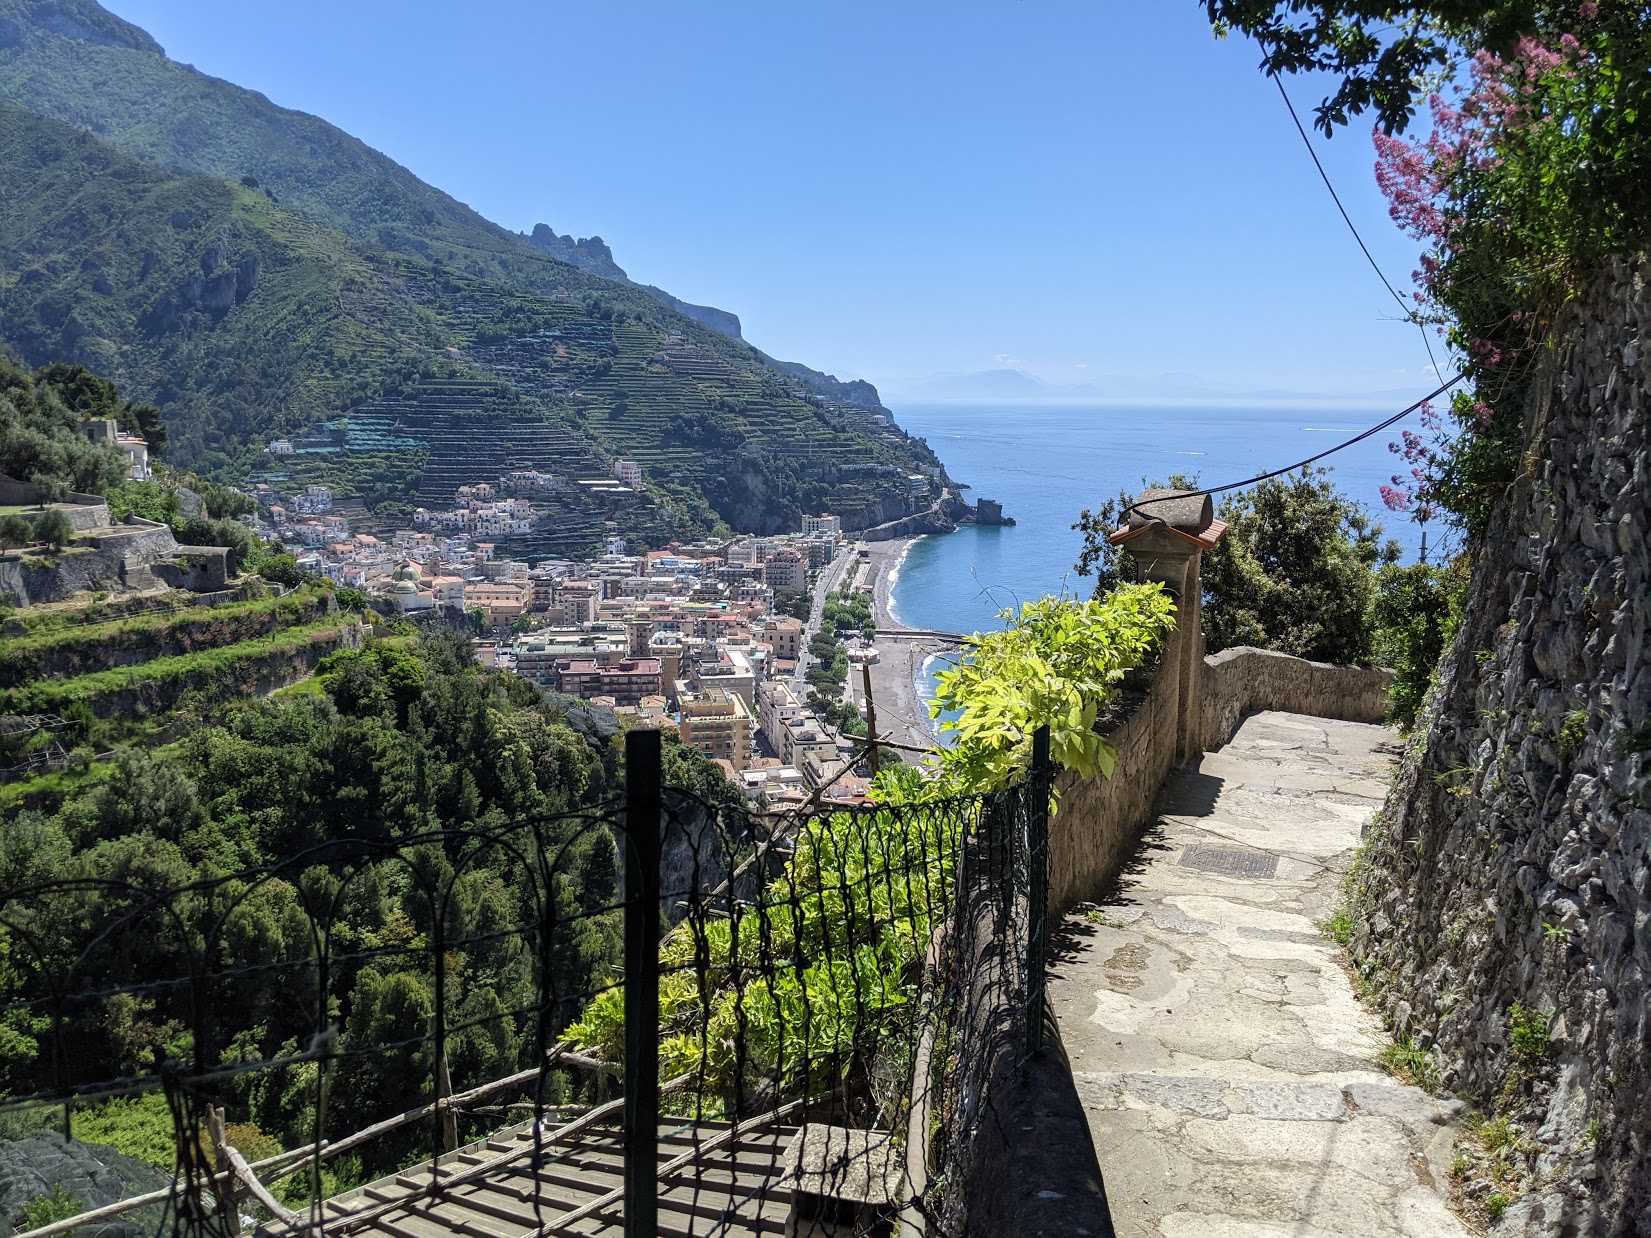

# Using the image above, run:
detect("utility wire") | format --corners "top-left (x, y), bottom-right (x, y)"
top-left (1122, 371), bottom-right (1465, 523)
top-left (1269, 71), bottom-right (1445, 382)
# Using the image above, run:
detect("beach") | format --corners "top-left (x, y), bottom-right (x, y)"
top-left (844, 537), bottom-right (950, 759)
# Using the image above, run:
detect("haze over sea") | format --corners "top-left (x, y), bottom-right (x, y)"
top-left (887, 401), bottom-right (1437, 642)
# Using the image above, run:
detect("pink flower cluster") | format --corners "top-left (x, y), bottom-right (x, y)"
top-left (1384, 404), bottom-right (1445, 518)
top-left (1373, 29), bottom-right (1586, 514)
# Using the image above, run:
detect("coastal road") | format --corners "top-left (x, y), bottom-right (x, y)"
top-left (790, 548), bottom-right (855, 699)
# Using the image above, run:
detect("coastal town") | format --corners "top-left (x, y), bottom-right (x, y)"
top-left (243, 460), bottom-right (947, 812)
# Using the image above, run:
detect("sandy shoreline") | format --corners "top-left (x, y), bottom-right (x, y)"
top-left (846, 537), bottom-right (948, 757)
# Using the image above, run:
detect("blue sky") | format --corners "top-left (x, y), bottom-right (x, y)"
top-left (114, 0), bottom-right (1442, 402)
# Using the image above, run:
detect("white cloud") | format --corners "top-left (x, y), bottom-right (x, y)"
top-left (992, 353), bottom-right (1022, 368)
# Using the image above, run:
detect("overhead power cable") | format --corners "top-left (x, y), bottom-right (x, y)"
top-left (1268, 71), bottom-right (1445, 382)
top-left (1122, 371), bottom-right (1465, 523)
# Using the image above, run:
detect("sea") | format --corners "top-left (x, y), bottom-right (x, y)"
top-left (884, 401), bottom-right (1440, 712)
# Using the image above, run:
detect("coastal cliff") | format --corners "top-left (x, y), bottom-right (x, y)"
top-left (853, 490), bottom-right (973, 542)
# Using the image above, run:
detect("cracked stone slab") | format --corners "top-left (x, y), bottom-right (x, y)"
top-left (1228, 1080), bottom-right (1349, 1121)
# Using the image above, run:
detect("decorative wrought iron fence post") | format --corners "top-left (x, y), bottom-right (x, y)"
top-left (623, 728), bottom-right (662, 1238)
top-left (1024, 725), bottom-right (1052, 1055)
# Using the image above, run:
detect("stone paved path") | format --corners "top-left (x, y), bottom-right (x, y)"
top-left (1050, 711), bottom-right (1471, 1238)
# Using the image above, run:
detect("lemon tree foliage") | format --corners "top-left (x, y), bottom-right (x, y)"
top-left (929, 586), bottom-right (1177, 793)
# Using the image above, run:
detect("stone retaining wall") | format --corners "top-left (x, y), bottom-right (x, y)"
top-left (1198, 646), bottom-right (1392, 752)
top-left (1351, 254), bottom-right (1651, 1235)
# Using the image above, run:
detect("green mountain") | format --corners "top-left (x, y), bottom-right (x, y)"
top-left (0, 0), bottom-right (880, 406)
top-left (0, 100), bottom-right (939, 538)
top-left (0, 0), bottom-right (619, 295)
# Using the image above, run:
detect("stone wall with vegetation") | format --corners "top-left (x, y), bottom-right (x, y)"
top-left (1050, 638), bottom-right (1391, 919)
top-left (1350, 256), bottom-right (1651, 1235)
top-left (1198, 647), bottom-right (1392, 753)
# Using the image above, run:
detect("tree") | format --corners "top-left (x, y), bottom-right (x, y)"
top-left (177, 515), bottom-right (258, 573)
top-left (1201, 468), bottom-right (1398, 664)
top-left (0, 353), bottom-right (126, 499)
top-left (1370, 560), bottom-right (1465, 728)
top-left (36, 362), bottom-right (168, 456)
top-left (1072, 473), bottom-right (1199, 595)
top-left (0, 514), bottom-right (32, 552)
top-left (1077, 468), bottom-right (1397, 665)
top-left (31, 509), bottom-right (74, 550)
top-left (1200, 3), bottom-right (1597, 134)
top-left (258, 553), bottom-right (306, 588)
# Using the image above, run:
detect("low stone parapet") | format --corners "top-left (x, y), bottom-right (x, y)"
top-left (1198, 646), bottom-right (1392, 752)
top-left (1049, 645), bottom-right (1393, 919)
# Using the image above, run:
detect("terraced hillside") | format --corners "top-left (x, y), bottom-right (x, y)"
top-left (0, 102), bottom-right (943, 539)
top-left (0, 585), bottom-right (364, 803)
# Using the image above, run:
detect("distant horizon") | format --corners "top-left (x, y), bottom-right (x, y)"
top-left (879, 365), bottom-right (1448, 410)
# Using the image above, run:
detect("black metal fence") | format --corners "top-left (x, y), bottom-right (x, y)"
top-left (0, 728), bottom-right (1054, 1237)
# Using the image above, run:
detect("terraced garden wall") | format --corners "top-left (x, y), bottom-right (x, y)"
top-left (0, 590), bottom-right (335, 687)
top-left (0, 617), bottom-right (363, 722)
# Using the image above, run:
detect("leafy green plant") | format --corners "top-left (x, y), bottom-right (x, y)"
top-left (1613, 718), bottom-right (1651, 757)
top-left (1556, 710), bottom-right (1588, 762)
top-left (20, 1183), bottom-right (83, 1230)
top-left (1507, 1003), bottom-right (1551, 1062)
top-left (929, 586), bottom-right (1176, 794)
top-left (1376, 1034), bottom-right (1442, 1093)
top-left (72, 1093), bottom-right (177, 1169)
top-left (1321, 904), bottom-right (1355, 947)
top-left (1485, 1192), bottom-right (1511, 1221)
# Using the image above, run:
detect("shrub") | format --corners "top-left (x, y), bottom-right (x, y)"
top-left (257, 552), bottom-right (307, 588)
top-left (1370, 559), bottom-right (1466, 728)
top-left (930, 585), bottom-right (1176, 792)
top-left (1508, 1003), bottom-right (1552, 1062)
top-left (20, 1184), bottom-right (83, 1229)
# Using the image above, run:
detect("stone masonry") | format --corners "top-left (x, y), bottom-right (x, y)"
top-left (1352, 255), bottom-right (1651, 1234)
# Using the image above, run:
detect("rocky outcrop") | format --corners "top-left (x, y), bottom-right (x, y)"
top-left (766, 356), bottom-right (884, 409)
top-left (0, 1133), bottom-right (168, 1236)
top-left (853, 490), bottom-right (971, 541)
top-left (1351, 256), bottom-right (1651, 1235)
top-left (137, 239), bottom-right (260, 333)
top-left (640, 285), bottom-right (743, 341)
